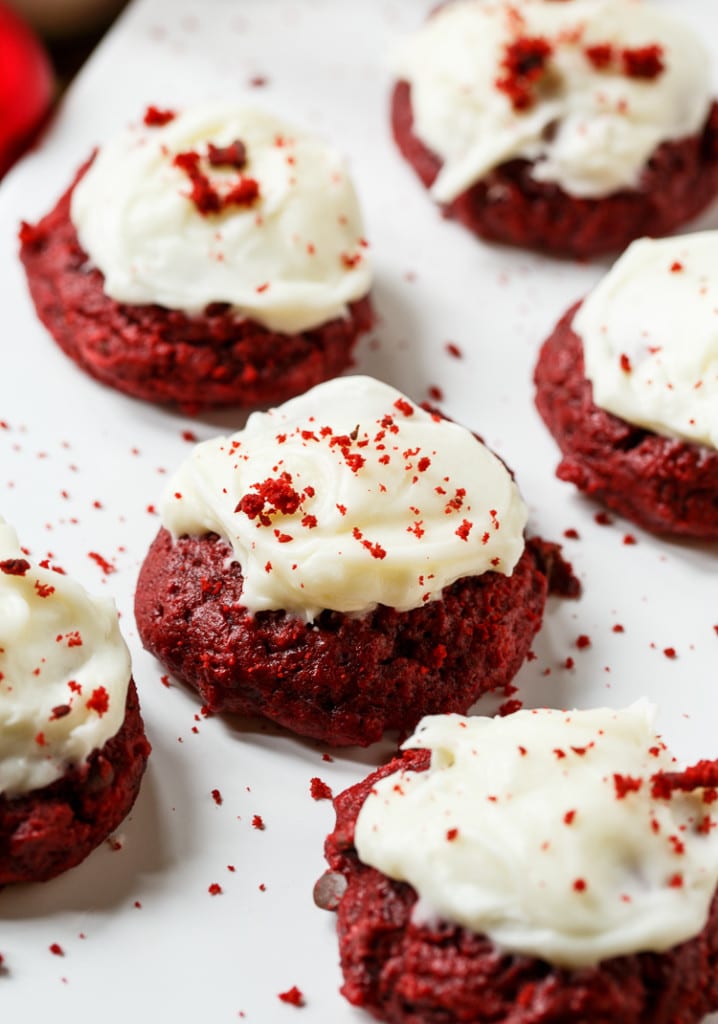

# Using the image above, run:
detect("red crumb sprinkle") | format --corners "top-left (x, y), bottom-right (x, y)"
top-left (623, 534), bottom-right (637, 545)
top-left (393, 397), bottom-right (414, 417)
top-left (668, 873), bottom-right (684, 888)
top-left (310, 777), bottom-right (333, 801)
top-left (563, 528), bottom-right (579, 540)
top-left (0, 558), bottom-right (31, 576)
top-left (496, 35), bottom-right (553, 111)
top-left (594, 512), bottom-right (613, 526)
top-left (173, 150), bottom-right (221, 214)
top-left (322, 753), bottom-right (334, 762)
top-left (252, 815), bottom-right (265, 830)
top-left (207, 139), bottom-right (247, 169)
top-left (613, 624), bottom-right (625, 633)
top-left (211, 789), bottom-right (223, 806)
top-left (445, 341), bottom-right (463, 359)
top-left (278, 987), bottom-right (305, 1007)
top-left (50, 704), bottom-right (71, 721)
top-left (428, 385), bottom-right (444, 402)
top-left (564, 656), bottom-right (575, 670)
top-left (208, 883), bottom-right (223, 896)
top-left (622, 44), bottom-right (665, 80)
top-left (35, 732), bottom-right (46, 746)
top-left (181, 430), bottom-right (198, 443)
top-left (614, 774), bottom-right (643, 799)
top-left (576, 635), bottom-right (591, 650)
top-left (455, 519), bottom-right (473, 541)
top-left (573, 878), bottom-right (587, 892)
top-left (498, 698), bottom-right (523, 717)
top-left (564, 810), bottom-right (576, 825)
top-left (34, 580), bottom-right (55, 598)
top-left (584, 43), bottom-right (614, 69)
top-left (86, 687), bottom-right (110, 716)
top-left (670, 261), bottom-right (684, 273)
top-left (446, 828), bottom-right (459, 841)
top-left (49, 943), bottom-right (64, 957)
top-left (143, 105), bottom-right (176, 127)
top-left (88, 551), bottom-right (116, 575)
top-left (664, 647), bottom-right (677, 659)
top-left (160, 674), bottom-right (171, 689)
top-left (619, 353), bottom-right (632, 373)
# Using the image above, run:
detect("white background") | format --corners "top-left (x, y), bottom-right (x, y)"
top-left (0, 1), bottom-right (716, 1020)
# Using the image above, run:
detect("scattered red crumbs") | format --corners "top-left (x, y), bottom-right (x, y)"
top-left (668, 873), bottom-right (684, 889)
top-left (393, 397), bottom-right (414, 417)
top-left (622, 44), bottom-right (664, 79)
top-left (576, 635), bottom-right (591, 650)
top-left (428, 385), bottom-right (444, 402)
top-left (573, 878), bottom-right (587, 893)
top-left (614, 774), bottom-right (643, 799)
top-left (564, 810), bottom-right (576, 825)
top-left (322, 753), bottom-right (334, 762)
top-left (651, 760), bottom-right (718, 801)
top-left (34, 579), bottom-right (55, 598)
top-left (455, 519), bottom-right (473, 541)
top-left (88, 551), bottom-right (116, 575)
top-left (252, 815), bottom-right (265, 830)
top-left (181, 430), bottom-right (198, 443)
top-left (143, 105), bottom-right (176, 127)
top-left (49, 944), bottom-right (64, 957)
top-left (671, 261), bottom-right (684, 273)
top-left (446, 828), bottom-right (459, 841)
top-left (564, 657), bottom-right (575, 670)
top-left (663, 647), bottom-right (677, 659)
top-left (50, 704), bottom-right (71, 721)
top-left (35, 732), bottom-right (46, 746)
top-left (623, 534), bottom-right (637, 545)
top-left (445, 342), bottom-right (463, 359)
top-left (160, 674), bottom-right (171, 688)
top-left (613, 624), bottom-right (625, 633)
top-left (0, 558), bottom-right (31, 576)
top-left (310, 777), bottom-right (333, 801)
top-left (173, 150), bottom-right (221, 214)
top-left (208, 883), bottom-right (223, 896)
top-left (584, 43), bottom-right (614, 70)
top-left (249, 74), bottom-right (268, 87)
top-left (619, 353), bottom-right (632, 373)
top-left (278, 987), bottom-right (305, 1007)
top-left (563, 528), bottom-right (579, 540)
top-left (236, 472), bottom-right (304, 525)
top-left (496, 35), bottom-right (553, 111)
top-left (211, 789), bottom-right (223, 806)
top-left (86, 687), bottom-right (110, 716)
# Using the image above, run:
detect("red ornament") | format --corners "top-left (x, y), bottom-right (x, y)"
top-left (0, 2), bottom-right (54, 177)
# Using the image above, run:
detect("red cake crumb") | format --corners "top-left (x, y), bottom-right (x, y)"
top-left (143, 105), bottom-right (176, 127)
top-left (49, 943), bottom-right (64, 956)
top-left (208, 883), bottom-right (222, 895)
top-left (211, 788), bottom-right (223, 805)
top-left (278, 986), bottom-right (305, 1007)
top-left (252, 814), bottom-right (265, 830)
top-left (310, 778), bottom-right (333, 801)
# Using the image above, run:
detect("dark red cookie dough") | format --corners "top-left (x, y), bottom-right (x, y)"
top-left (319, 749), bottom-right (718, 1024)
top-left (134, 528), bottom-right (574, 747)
top-left (534, 304), bottom-right (718, 539)
top-left (0, 680), bottom-right (150, 885)
top-left (391, 81), bottom-right (718, 259)
top-left (18, 164), bottom-right (373, 413)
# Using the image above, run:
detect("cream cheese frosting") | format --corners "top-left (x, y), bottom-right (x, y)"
top-left (0, 519), bottom-right (131, 798)
top-left (354, 704), bottom-right (718, 968)
top-left (574, 232), bottom-right (718, 451)
top-left (70, 103), bottom-right (372, 333)
top-left (161, 375), bottom-right (528, 621)
top-left (395, 0), bottom-right (711, 201)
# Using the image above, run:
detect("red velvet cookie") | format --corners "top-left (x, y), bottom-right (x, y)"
top-left (534, 304), bottom-right (718, 539)
top-left (320, 747), bottom-right (718, 1024)
top-left (0, 680), bottom-right (150, 885)
top-left (19, 104), bottom-right (373, 412)
top-left (392, 2), bottom-right (718, 259)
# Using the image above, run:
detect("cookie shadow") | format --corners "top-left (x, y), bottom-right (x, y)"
top-left (0, 729), bottom-right (192, 920)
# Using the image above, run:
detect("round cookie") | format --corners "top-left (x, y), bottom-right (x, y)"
top-left (535, 234), bottom-right (718, 538)
top-left (19, 104), bottom-right (373, 412)
top-left (0, 520), bottom-right (150, 884)
top-left (392, 0), bottom-right (718, 258)
top-left (319, 706), bottom-right (718, 1024)
top-left (135, 376), bottom-right (576, 747)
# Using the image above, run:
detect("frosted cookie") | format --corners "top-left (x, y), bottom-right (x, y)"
top-left (19, 103), bottom-right (373, 411)
top-left (135, 375), bottom-right (576, 746)
top-left (319, 704), bottom-right (718, 1023)
top-left (535, 232), bottom-right (718, 538)
top-left (0, 520), bottom-right (150, 884)
top-left (391, 0), bottom-right (718, 258)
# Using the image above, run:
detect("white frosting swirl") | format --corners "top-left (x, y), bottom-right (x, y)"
top-left (355, 704), bottom-right (718, 968)
top-left (0, 520), bottom-right (131, 798)
top-left (70, 104), bottom-right (371, 333)
top-left (395, 0), bottom-right (711, 201)
top-left (161, 375), bottom-right (527, 621)
top-left (574, 232), bottom-right (718, 451)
